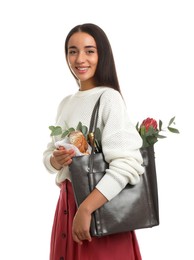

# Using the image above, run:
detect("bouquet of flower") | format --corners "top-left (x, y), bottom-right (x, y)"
top-left (136, 116), bottom-right (179, 148)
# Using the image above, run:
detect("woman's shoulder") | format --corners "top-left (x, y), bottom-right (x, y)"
top-left (58, 94), bottom-right (72, 105)
top-left (101, 87), bottom-right (123, 103)
top-left (56, 94), bottom-right (74, 115)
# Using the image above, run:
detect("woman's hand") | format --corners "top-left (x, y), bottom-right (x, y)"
top-left (51, 146), bottom-right (75, 170)
top-left (72, 206), bottom-right (92, 245)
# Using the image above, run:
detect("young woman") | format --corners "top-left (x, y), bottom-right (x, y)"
top-left (43, 23), bottom-right (144, 260)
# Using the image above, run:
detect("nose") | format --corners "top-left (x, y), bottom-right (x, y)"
top-left (76, 51), bottom-right (86, 63)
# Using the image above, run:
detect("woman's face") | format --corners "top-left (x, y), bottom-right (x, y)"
top-left (67, 32), bottom-right (98, 90)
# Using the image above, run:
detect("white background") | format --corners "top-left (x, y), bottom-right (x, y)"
top-left (0, 0), bottom-right (193, 259)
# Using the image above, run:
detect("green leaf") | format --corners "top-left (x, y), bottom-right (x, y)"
top-left (147, 136), bottom-right (158, 146)
top-left (76, 122), bottom-right (88, 137)
top-left (145, 126), bottom-right (158, 136)
top-left (68, 127), bottom-right (75, 133)
top-left (159, 120), bottom-right (162, 131)
top-left (95, 128), bottom-right (101, 139)
top-left (140, 126), bottom-right (146, 136)
top-left (136, 122), bottom-right (139, 131)
top-left (61, 130), bottom-right (70, 138)
top-left (49, 126), bottom-right (54, 131)
top-left (49, 126), bottom-right (62, 136)
top-left (76, 122), bottom-right (82, 131)
top-left (157, 134), bottom-right (167, 139)
top-left (168, 126), bottom-right (180, 133)
top-left (61, 127), bottom-right (75, 138)
top-left (168, 116), bottom-right (175, 126)
top-left (81, 125), bottom-right (88, 136)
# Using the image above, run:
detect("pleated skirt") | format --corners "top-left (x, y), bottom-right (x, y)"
top-left (50, 180), bottom-right (142, 260)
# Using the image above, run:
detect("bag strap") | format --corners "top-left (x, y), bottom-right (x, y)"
top-left (88, 93), bottom-right (103, 174)
top-left (88, 94), bottom-right (103, 154)
top-left (89, 95), bottom-right (101, 134)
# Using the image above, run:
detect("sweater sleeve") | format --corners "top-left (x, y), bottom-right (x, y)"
top-left (42, 95), bottom-right (71, 174)
top-left (43, 140), bottom-right (59, 174)
top-left (95, 90), bottom-right (144, 201)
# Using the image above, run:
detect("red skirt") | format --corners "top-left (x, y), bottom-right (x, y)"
top-left (50, 180), bottom-right (142, 260)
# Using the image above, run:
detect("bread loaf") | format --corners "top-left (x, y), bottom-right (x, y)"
top-left (69, 131), bottom-right (88, 154)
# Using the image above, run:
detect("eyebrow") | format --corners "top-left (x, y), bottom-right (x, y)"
top-left (68, 45), bottom-right (97, 49)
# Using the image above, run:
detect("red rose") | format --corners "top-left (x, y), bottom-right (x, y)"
top-left (141, 118), bottom-right (158, 132)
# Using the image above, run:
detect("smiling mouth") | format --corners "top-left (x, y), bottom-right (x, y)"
top-left (76, 67), bottom-right (89, 71)
top-left (75, 67), bottom-right (89, 75)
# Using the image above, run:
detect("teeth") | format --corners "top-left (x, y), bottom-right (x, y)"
top-left (78, 67), bottom-right (87, 71)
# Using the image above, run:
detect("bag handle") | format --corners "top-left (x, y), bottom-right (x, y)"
top-left (88, 94), bottom-right (103, 174)
top-left (89, 95), bottom-right (101, 134)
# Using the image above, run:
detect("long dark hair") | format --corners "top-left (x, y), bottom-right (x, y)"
top-left (64, 23), bottom-right (121, 94)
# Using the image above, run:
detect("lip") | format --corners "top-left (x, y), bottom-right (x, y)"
top-left (76, 66), bottom-right (89, 73)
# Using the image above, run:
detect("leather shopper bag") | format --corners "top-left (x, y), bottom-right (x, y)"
top-left (69, 96), bottom-right (159, 237)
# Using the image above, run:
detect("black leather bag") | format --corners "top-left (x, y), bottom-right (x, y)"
top-left (69, 96), bottom-right (159, 237)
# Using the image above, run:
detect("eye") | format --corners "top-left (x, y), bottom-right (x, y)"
top-left (68, 50), bottom-right (77, 55)
top-left (87, 50), bottom-right (95, 54)
top-left (86, 48), bottom-right (97, 55)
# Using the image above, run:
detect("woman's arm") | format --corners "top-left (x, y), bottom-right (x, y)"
top-left (72, 188), bottom-right (108, 245)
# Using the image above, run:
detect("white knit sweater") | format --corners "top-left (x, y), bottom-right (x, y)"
top-left (43, 87), bottom-right (144, 201)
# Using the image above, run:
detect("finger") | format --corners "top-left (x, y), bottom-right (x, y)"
top-left (58, 146), bottom-right (65, 150)
top-left (53, 152), bottom-right (72, 165)
top-left (83, 231), bottom-right (92, 242)
top-left (53, 150), bottom-right (66, 157)
top-left (76, 231), bottom-right (92, 242)
top-left (62, 158), bottom-right (73, 166)
top-left (72, 232), bottom-right (83, 245)
top-left (66, 149), bottom-right (76, 156)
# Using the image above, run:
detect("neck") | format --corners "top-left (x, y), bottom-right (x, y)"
top-left (79, 79), bottom-right (96, 91)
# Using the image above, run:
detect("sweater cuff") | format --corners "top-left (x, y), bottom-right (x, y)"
top-left (43, 154), bottom-right (59, 174)
top-left (95, 174), bottom-right (127, 201)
